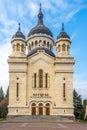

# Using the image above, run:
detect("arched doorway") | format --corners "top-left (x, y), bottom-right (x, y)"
top-left (31, 103), bottom-right (36, 115)
top-left (38, 103), bottom-right (43, 115)
top-left (46, 103), bottom-right (50, 115)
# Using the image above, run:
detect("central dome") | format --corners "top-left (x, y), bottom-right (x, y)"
top-left (28, 4), bottom-right (53, 37)
top-left (28, 24), bottom-right (53, 37)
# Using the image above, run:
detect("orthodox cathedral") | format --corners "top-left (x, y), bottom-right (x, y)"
top-left (8, 4), bottom-right (75, 120)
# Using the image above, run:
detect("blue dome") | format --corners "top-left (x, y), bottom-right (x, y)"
top-left (28, 4), bottom-right (53, 38)
top-left (27, 47), bottom-right (55, 57)
top-left (57, 23), bottom-right (70, 39)
top-left (28, 24), bottom-right (53, 37)
top-left (12, 23), bottom-right (25, 39)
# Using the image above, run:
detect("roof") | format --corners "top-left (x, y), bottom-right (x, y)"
top-left (12, 23), bottom-right (25, 39)
top-left (57, 23), bottom-right (70, 39)
top-left (28, 24), bottom-right (53, 37)
top-left (27, 47), bottom-right (55, 57)
top-left (27, 4), bottom-right (53, 38)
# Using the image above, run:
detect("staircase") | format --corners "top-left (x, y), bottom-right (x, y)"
top-left (7, 115), bottom-right (75, 122)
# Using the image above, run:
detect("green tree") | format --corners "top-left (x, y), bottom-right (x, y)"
top-left (0, 87), bottom-right (4, 101)
top-left (0, 98), bottom-right (8, 118)
top-left (83, 99), bottom-right (87, 120)
top-left (73, 89), bottom-right (85, 120)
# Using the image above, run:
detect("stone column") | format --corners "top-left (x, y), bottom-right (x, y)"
top-left (36, 107), bottom-right (39, 115)
top-left (43, 107), bottom-right (46, 115)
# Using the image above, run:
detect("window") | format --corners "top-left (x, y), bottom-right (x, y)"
top-left (16, 83), bottom-right (19, 97)
top-left (17, 43), bottom-right (20, 51)
top-left (62, 44), bottom-right (66, 51)
top-left (21, 44), bottom-right (24, 52)
top-left (45, 73), bottom-right (48, 88)
top-left (34, 73), bottom-right (37, 88)
top-left (39, 69), bottom-right (43, 88)
top-left (63, 83), bottom-right (65, 98)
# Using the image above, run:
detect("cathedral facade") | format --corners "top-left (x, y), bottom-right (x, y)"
top-left (8, 5), bottom-right (74, 118)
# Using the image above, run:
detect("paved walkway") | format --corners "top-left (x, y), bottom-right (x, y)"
top-left (0, 122), bottom-right (87, 130)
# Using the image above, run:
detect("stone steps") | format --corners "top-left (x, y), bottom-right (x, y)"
top-left (7, 115), bottom-right (74, 122)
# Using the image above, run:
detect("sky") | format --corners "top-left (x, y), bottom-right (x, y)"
top-left (0, 0), bottom-right (87, 99)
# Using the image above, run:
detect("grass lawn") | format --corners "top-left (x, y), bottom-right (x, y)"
top-left (79, 120), bottom-right (87, 123)
top-left (0, 118), bottom-right (4, 122)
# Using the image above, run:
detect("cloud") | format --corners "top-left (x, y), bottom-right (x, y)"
top-left (0, 38), bottom-right (11, 92)
top-left (71, 30), bottom-right (78, 40)
top-left (74, 81), bottom-right (87, 100)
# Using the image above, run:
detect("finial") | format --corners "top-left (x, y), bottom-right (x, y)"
top-left (37, 3), bottom-right (43, 25)
top-left (18, 23), bottom-right (21, 31)
top-left (62, 22), bottom-right (64, 32)
top-left (40, 3), bottom-right (41, 12)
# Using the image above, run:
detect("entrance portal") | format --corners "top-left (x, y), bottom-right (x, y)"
top-left (38, 103), bottom-right (43, 115)
top-left (46, 103), bottom-right (50, 115)
top-left (31, 103), bottom-right (36, 115)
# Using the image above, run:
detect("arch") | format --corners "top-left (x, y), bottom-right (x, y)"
top-left (43, 40), bottom-right (46, 47)
top-left (50, 44), bottom-right (52, 50)
top-left (47, 42), bottom-right (49, 48)
top-left (62, 44), bottom-right (66, 51)
top-left (45, 73), bottom-right (48, 88)
top-left (32, 42), bottom-right (34, 48)
top-left (45, 103), bottom-right (50, 115)
top-left (34, 73), bottom-right (37, 88)
top-left (39, 69), bottom-right (43, 88)
top-left (39, 40), bottom-right (42, 43)
top-left (58, 45), bottom-right (60, 52)
top-left (31, 103), bottom-right (36, 115)
top-left (17, 43), bottom-right (20, 51)
top-left (35, 40), bottom-right (38, 47)
top-left (38, 103), bottom-right (43, 115)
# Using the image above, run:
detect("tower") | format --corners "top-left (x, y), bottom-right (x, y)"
top-left (7, 4), bottom-right (75, 121)
top-left (8, 24), bottom-right (27, 115)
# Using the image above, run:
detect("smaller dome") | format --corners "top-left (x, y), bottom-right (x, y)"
top-left (12, 23), bottom-right (25, 39)
top-left (57, 23), bottom-right (70, 39)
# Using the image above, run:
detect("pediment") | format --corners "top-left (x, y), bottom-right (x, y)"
top-left (28, 52), bottom-right (54, 65)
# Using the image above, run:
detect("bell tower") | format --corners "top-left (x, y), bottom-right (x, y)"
top-left (11, 23), bottom-right (26, 57)
top-left (56, 23), bottom-right (71, 57)
top-left (8, 24), bottom-right (27, 115)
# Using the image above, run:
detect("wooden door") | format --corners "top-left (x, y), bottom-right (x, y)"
top-left (32, 107), bottom-right (36, 115)
top-left (39, 107), bottom-right (43, 115)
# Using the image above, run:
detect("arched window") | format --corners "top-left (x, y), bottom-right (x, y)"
top-left (63, 83), bottom-right (66, 99)
top-left (39, 69), bottom-right (43, 88)
top-left (43, 41), bottom-right (46, 46)
top-left (62, 44), bottom-right (66, 51)
top-left (47, 42), bottom-right (49, 48)
top-left (45, 73), bottom-right (48, 88)
top-left (58, 45), bottom-right (60, 52)
top-left (35, 41), bottom-right (37, 47)
top-left (34, 73), bottom-right (37, 88)
top-left (16, 83), bottom-right (19, 97)
top-left (17, 43), bottom-right (20, 51)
